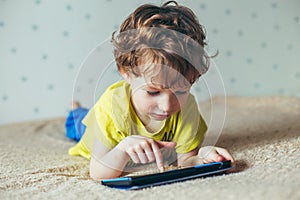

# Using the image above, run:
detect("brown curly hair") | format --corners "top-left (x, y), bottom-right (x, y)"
top-left (111, 1), bottom-right (210, 84)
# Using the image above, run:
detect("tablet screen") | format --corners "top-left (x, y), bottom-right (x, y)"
top-left (101, 160), bottom-right (232, 190)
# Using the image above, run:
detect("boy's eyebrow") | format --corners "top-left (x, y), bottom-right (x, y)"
top-left (145, 84), bottom-right (191, 91)
top-left (144, 85), bottom-right (163, 90)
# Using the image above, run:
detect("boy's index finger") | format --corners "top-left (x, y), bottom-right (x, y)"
top-left (151, 142), bottom-right (164, 172)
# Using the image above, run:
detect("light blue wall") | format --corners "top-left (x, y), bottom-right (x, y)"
top-left (0, 0), bottom-right (299, 125)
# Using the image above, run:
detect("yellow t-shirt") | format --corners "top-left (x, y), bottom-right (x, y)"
top-left (69, 80), bottom-right (207, 160)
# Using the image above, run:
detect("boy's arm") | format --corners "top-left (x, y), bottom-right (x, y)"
top-left (177, 146), bottom-right (235, 168)
top-left (90, 135), bottom-right (176, 180)
top-left (90, 139), bottom-right (130, 181)
top-left (177, 147), bottom-right (203, 167)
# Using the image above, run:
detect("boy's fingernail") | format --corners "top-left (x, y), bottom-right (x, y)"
top-left (160, 166), bottom-right (165, 172)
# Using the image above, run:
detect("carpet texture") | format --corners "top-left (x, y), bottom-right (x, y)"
top-left (0, 96), bottom-right (299, 200)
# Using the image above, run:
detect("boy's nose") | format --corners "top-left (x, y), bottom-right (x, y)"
top-left (159, 94), bottom-right (178, 113)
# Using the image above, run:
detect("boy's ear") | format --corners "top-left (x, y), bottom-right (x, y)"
top-left (121, 72), bottom-right (131, 83)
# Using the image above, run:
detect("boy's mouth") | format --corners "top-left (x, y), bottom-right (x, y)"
top-left (150, 113), bottom-right (170, 120)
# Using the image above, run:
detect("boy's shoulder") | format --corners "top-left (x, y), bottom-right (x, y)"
top-left (91, 80), bottom-right (131, 131)
top-left (184, 93), bottom-right (198, 109)
top-left (104, 80), bottom-right (129, 93)
top-left (179, 93), bottom-right (202, 117)
top-left (95, 80), bottom-right (131, 114)
top-left (99, 80), bottom-right (130, 102)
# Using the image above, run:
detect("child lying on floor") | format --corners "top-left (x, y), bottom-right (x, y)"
top-left (65, 1), bottom-right (235, 180)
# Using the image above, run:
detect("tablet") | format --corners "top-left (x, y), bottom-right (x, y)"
top-left (101, 160), bottom-right (232, 190)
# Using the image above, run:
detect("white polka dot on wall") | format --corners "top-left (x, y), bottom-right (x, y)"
top-left (272, 64), bottom-right (279, 70)
top-left (31, 24), bottom-right (38, 31)
top-left (21, 76), bottom-right (28, 82)
top-left (199, 3), bottom-right (206, 10)
top-left (66, 4), bottom-right (72, 11)
top-left (226, 51), bottom-right (232, 57)
top-left (246, 58), bottom-right (253, 64)
top-left (261, 42), bottom-right (267, 48)
top-left (287, 44), bottom-right (293, 50)
top-left (2, 95), bottom-right (8, 101)
top-left (35, 0), bottom-right (41, 5)
top-left (225, 9), bottom-right (231, 15)
top-left (33, 107), bottom-right (39, 113)
top-left (254, 82), bottom-right (260, 89)
top-left (113, 24), bottom-right (119, 30)
top-left (11, 47), bottom-right (17, 54)
top-left (41, 54), bottom-right (48, 60)
top-left (278, 88), bottom-right (285, 95)
top-left (212, 28), bottom-right (218, 34)
top-left (251, 12), bottom-right (257, 19)
top-left (88, 79), bottom-right (94, 84)
top-left (273, 24), bottom-right (280, 30)
top-left (47, 84), bottom-right (54, 90)
top-left (68, 64), bottom-right (74, 69)
top-left (238, 30), bottom-right (244, 37)
top-left (63, 31), bottom-right (69, 37)
top-left (85, 14), bottom-right (91, 20)
top-left (230, 77), bottom-right (237, 84)
top-left (271, 3), bottom-right (278, 9)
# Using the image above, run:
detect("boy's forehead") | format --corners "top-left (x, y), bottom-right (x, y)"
top-left (131, 77), bottom-right (191, 91)
top-left (147, 81), bottom-right (191, 91)
top-left (133, 64), bottom-right (192, 90)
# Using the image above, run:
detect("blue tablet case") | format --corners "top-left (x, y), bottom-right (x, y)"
top-left (101, 160), bottom-right (232, 190)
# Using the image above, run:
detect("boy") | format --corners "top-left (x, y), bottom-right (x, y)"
top-left (66, 1), bottom-right (235, 180)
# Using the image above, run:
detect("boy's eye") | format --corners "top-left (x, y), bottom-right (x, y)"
top-left (147, 91), bottom-right (160, 96)
top-left (175, 91), bottom-right (188, 95)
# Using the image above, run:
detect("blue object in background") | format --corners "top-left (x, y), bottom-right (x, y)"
top-left (65, 108), bottom-right (89, 142)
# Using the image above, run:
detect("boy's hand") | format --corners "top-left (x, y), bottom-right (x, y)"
top-left (117, 136), bottom-right (176, 172)
top-left (198, 146), bottom-right (236, 167)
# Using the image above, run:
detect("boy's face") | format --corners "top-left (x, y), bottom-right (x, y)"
top-left (124, 65), bottom-right (192, 126)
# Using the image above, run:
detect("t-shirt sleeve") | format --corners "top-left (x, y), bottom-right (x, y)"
top-left (173, 95), bottom-right (207, 154)
top-left (82, 96), bottom-right (128, 151)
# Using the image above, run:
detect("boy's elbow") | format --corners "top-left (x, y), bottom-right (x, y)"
top-left (89, 158), bottom-right (122, 180)
top-left (88, 165), bottom-right (98, 181)
top-left (89, 167), bottom-right (121, 181)
top-left (90, 172), bottom-right (106, 182)
top-left (89, 159), bottom-right (107, 181)
top-left (89, 167), bottom-right (101, 181)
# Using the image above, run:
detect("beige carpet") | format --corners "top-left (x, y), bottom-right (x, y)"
top-left (0, 96), bottom-right (299, 200)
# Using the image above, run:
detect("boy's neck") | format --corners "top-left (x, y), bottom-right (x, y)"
top-left (144, 120), bottom-right (165, 133)
top-left (130, 98), bottom-right (165, 133)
